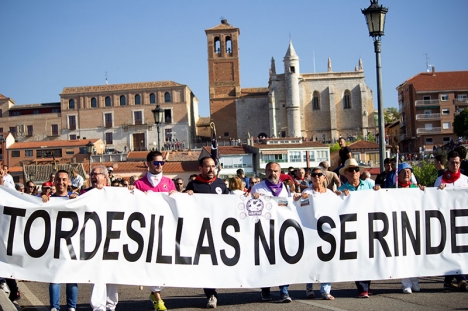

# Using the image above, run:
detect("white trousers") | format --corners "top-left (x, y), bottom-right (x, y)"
top-left (401, 277), bottom-right (418, 289)
top-left (90, 283), bottom-right (118, 311)
top-left (150, 286), bottom-right (163, 292)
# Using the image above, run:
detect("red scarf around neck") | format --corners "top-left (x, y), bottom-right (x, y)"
top-left (398, 180), bottom-right (412, 188)
top-left (196, 174), bottom-right (217, 184)
top-left (442, 170), bottom-right (461, 184)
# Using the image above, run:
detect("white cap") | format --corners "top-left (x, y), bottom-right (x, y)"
top-left (107, 167), bottom-right (113, 171)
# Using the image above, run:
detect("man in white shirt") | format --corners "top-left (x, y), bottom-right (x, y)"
top-left (2, 165), bottom-right (15, 189)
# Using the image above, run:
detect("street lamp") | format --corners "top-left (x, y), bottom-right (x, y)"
top-left (152, 105), bottom-right (164, 151)
top-left (362, 0), bottom-right (388, 172)
top-left (86, 141), bottom-right (94, 176)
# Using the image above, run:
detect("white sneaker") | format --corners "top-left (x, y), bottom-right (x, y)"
top-left (0, 283), bottom-right (10, 294)
top-left (412, 283), bottom-right (421, 292)
top-left (403, 287), bottom-right (412, 294)
top-left (207, 295), bottom-right (217, 308)
top-left (50, 308), bottom-right (58, 311)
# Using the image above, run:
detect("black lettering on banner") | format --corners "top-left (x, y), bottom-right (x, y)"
top-left (103, 212), bottom-right (124, 260)
top-left (450, 209), bottom-right (468, 253)
top-left (340, 214), bottom-right (357, 260)
top-left (401, 211), bottom-right (421, 256)
top-left (123, 212), bottom-right (145, 262)
top-left (24, 210), bottom-right (51, 258)
top-left (425, 210), bottom-right (446, 255)
top-left (317, 216), bottom-right (336, 262)
top-left (3, 206), bottom-right (26, 256)
top-left (220, 218), bottom-right (240, 266)
top-left (279, 219), bottom-right (304, 264)
top-left (54, 211), bottom-right (79, 259)
top-left (392, 211), bottom-right (399, 257)
top-left (193, 218), bottom-right (218, 265)
top-left (157, 216), bottom-right (172, 264)
top-left (145, 214), bottom-right (156, 263)
top-left (368, 212), bottom-right (392, 258)
top-left (175, 218), bottom-right (192, 265)
top-left (254, 219), bottom-right (275, 265)
top-left (80, 212), bottom-right (102, 260)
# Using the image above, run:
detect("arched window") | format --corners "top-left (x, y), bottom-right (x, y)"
top-left (214, 37), bottom-right (221, 55)
top-left (91, 97), bottom-right (97, 108)
top-left (68, 99), bottom-right (75, 109)
top-left (120, 95), bottom-right (126, 106)
top-left (226, 36), bottom-right (232, 54)
top-left (343, 90), bottom-right (351, 109)
top-left (150, 93), bottom-right (156, 104)
top-left (312, 91), bottom-right (320, 110)
top-left (164, 92), bottom-right (171, 103)
top-left (105, 96), bottom-right (111, 107)
top-left (135, 94), bottom-right (141, 105)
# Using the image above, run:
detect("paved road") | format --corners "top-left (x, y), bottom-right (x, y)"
top-left (14, 277), bottom-right (468, 311)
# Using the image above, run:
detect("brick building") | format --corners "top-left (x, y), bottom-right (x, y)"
top-left (205, 19), bottom-right (376, 142)
top-left (397, 69), bottom-right (468, 153)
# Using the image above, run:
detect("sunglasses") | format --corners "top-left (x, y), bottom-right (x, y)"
top-left (311, 173), bottom-right (324, 178)
top-left (347, 167), bottom-right (360, 173)
top-left (153, 161), bottom-right (165, 166)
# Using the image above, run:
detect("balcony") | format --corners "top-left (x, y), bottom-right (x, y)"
top-left (415, 113), bottom-right (441, 120)
top-left (415, 99), bottom-right (440, 107)
top-left (454, 98), bottom-right (468, 107)
top-left (400, 134), bottom-right (407, 141)
top-left (416, 127), bottom-right (441, 134)
top-left (399, 120), bottom-right (406, 128)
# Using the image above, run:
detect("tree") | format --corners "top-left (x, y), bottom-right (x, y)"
top-left (384, 107), bottom-right (399, 124)
top-left (413, 159), bottom-right (437, 187)
top-left (453, 108), bottom-right (468, 138)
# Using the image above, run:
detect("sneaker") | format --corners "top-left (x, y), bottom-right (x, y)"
top-left (261, 288), bottom-right (272, 301)
top-left (402, 287), bottom-right (412, 294)
top-left (459, 280), bottom-right (467, 292)
top-left (322, 293), bottom-right (334, 300)
top-left (306, 288), bottom-right (315, 299)
top-left (358, 291), bottom-right (369, 298)
top-left (444, 281), bottom-right (457, 289)
top-left (51, 309), bottom-right (58, 311)
top-left (68, 308), bottom-right (76, 311)
top-left (207, 295), bottom-right (217, 308)
top-left (149, 293), bottom-right (167, 311)
top-left (0, 283), bottom-right (10, 294)
top-left (412, 284), bottom-right (421, 292)
top-left (280, 294), bottom-right (292, 303)
top-left (9, 290), bottom-right (20, 302)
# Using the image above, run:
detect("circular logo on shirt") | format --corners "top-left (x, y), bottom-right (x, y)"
top-left (215, 187), bottom-right (222, 194)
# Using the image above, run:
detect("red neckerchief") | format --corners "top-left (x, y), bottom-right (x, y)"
top-left (442, 170), bottom-right (461, 184)
top-left (195, 174), bottom-right (217, 184)
top-left (398, 180), bottom-right (412, 188)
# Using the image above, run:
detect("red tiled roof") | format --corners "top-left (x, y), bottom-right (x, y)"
top-left (205, 21), bottom-right (238, 32)
top-left (84, 161), bottom-right (199, 174)
top-left (254, 141), bottom-right (328, 149)
top-left (196, 117), bottom-right (211, 126)
top-left (406, 70), bottom-right (468, 92)
top-left (349, 140), bottom-right (391, 150)
top-left (61, 81), bottom-right (184, 94)
top-left (126, 151), bottom-right (169, 160)
top-left (10, 139), bottom-right (101, 149)
top-left (166, 150), bottom-right (200, 161)
top-left (0, 94), bottom-right (8, 99)
top-left (202, 145), bottom-right (251, 154)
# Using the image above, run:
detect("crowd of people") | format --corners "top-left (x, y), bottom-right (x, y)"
top-left (1, 143), bottom-right (468, 310)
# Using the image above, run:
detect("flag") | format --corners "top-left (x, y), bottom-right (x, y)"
top-left (210, 122), bottom-right (220, 167)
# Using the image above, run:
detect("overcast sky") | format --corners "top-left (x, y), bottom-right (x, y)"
top-left (1, 0), bottom-right (467, 117)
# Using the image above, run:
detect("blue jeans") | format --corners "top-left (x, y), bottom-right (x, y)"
top-left (49, 283), bottom-right (78, 309)
top-left (279, 285), bottom-right (289, 295)
top-left (306, 282), bottom-right (331, 294)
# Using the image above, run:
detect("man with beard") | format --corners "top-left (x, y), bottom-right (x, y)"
top-left (185, 157), bottom-right (229, 308)
top-left (250, 162), bottom-right (293, 303)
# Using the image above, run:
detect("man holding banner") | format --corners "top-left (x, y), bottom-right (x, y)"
top-left (185, 156), bottom-right (229, 308)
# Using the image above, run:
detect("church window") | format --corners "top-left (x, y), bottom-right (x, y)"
top-left (69, 99), bottom-right (75, 109)
top-left (135, 94), bottom-right (141, 105)
top-left (164, 92), bottom-right (171, 103)
top-left (226, 36), bottom-right (232, 54)
top-left (312, 91), bottom-right (320, 110)
top-left (344, 90), bottom-right (351, 109)
top-left (105, 96), bottom-right (111, 107)
top-left (120, 95), bottom-right (126, 106)
top-left (91, 97), bottom-right (97, 108)
top-left (214, 37), bottom-right (221, 55)
top-left (150, 93), bottom-right (156, 104)
top-left (289, 66), bottom-right (295, 74)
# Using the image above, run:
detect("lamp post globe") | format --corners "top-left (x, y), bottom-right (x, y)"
top-left (152, 105), bottom-right (164, 151)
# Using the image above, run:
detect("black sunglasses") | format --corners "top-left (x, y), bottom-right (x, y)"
top-left (347, 167), bottom-right (360, 173)
top-left (311, 173), bottom-right (324, 178)
top-left (153, 161), bottom-right (165, 166)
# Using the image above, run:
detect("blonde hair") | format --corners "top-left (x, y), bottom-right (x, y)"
top-left (229, 176), bottom-right (243, 191)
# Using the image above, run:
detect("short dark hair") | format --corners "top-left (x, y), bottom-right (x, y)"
top-left (435, 154), bottom-right (446, 164)
top-left (199, 156), bottom-right (214, 167)
top-left (146, 150), bottom-right (163, 162)
top-left (447, 150), bottom-right (460, 161)
top-left (454, 146), bottom-right (467, 160)
top-left (56, 169), bottom-right (69, 177)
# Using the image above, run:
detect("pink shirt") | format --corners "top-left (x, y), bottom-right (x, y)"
top-left (134, 174), bottom-right (176, 192)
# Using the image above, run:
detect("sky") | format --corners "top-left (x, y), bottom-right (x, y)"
top-left (1, 0), bottom-right (467, 117)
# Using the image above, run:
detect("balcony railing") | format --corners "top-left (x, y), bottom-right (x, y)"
top-left (416, 127), bottom-right (441, 134)
top-left (415, 113), bottom-right (441, 120)
top-left (415, 99), bottom-right (440, 106)
top-left (454, 99), bottom-right (468, 106)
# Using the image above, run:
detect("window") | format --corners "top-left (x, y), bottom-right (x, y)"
top-left (135, 94), bottom-right (141, 105)
top-left (91, 97), bottom-right (97, 108)
top-left (316, 150), bottom-right (328, 161)
top-left (164, 109), bottom-right (172, 123)
top-left (65, 148), bottom-right (74, 155)
top-left (104, 113), bottom-right (113, 128)
top-left (134, 111), bottom-right (143, 125)
top-left (68, 115), bottom-right (77, 130)
top-left (425, 138), bottom-right (433, 144)
top-left (11, 111), bottom-right (20, 116)
top-left (12, 151), bottom-right (20, 158)
top-left (120, 95), bottom-right (126, 106)
top-left (10, 126), bottom-right (17, 136)
top-left (105, 132), bottom-right (113, 145)
top-left (37, 149), bottom-right (62, 158)
top-left (52, 108), bottom-right (60, 113)
top-left (214, 37), bottom-right (221, 54)
top-left (25, 150), bottom-right (33, 157)
top-left (51, 124), bottom-right (59, 136)
top-left (27, 125), bottom-right (33, 136)
top-left (224, 132), bottom-right (229, 137)
top-left (69, 134), bottom-right (77, 140)
top-left (443, 137), bottom-right (451, 143)
top-left (150, 93), bottom-right (156, 104)
top-left (443, 122), bottom-right (450, 129)
top-left (33, 110), bottom-right (39, 114)
top-left (105, 96), bottom-right (111, 107)
top-left (441, 94), bottom-right (449, 101)
top-left (442, 108), bottom-right (450, 115)
top-left (289, 66), bottom-right (295, 74)
top-left (262, 154), bottom-right (287, 162)
top-left (458, 94), bottom-right (467, 101)
top-left (69, 99), bottom-right (75, 109)
top-left (0, 127), bottom-right (3, 134)
top-left (226, 36), bottom-right (232, 54)
top-left (0, 109), bottom-right (2, 117)
top-left (164, 92), bottom-right (171, 103)
top-left (312, 91), bottom-right (320, 110)
top-left (344, 90), bottom-right (351, 109)
top-left (289, 151), bottom-right (302, 162)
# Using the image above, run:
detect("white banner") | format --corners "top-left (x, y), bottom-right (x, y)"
top-left (0, 185), bottom-right (467, 288)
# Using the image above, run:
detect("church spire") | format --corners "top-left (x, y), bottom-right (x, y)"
top-left (270, 57), bottom-right (276, 76)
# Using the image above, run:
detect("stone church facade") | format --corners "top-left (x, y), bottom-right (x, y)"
top-left (206, 20), bottom-right (376, 142)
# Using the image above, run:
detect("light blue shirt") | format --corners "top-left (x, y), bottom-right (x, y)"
top-left (338, 179), bottom-right (374, 192)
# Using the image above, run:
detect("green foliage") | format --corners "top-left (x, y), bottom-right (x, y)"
top-left (453, 109), bottom-right (468, 138)
top-left (412, 159), bottom-right (437, 187)
top-left (384, 107), bottom-right (400, 124)
top-left (329, 142), bottom-right (341, 153)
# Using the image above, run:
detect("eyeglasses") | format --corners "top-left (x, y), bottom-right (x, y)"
top-left (177, 183), bottom-right (184, 185)
top-left (153, 161), bottom-right (165, 166)
top-left (346, 167), bottom-right (360, 173)
top-left (91, 172), bottom-right (105, 176)
top-left (311, 173), bottom-right (324, 178)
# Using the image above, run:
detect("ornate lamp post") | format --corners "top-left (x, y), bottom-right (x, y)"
top-left (152, 105), bottom-right (164, 151)
top-left (362, 0), bottom-right (388, 172)
top-left (86, 141), bottom-right (94, 176)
